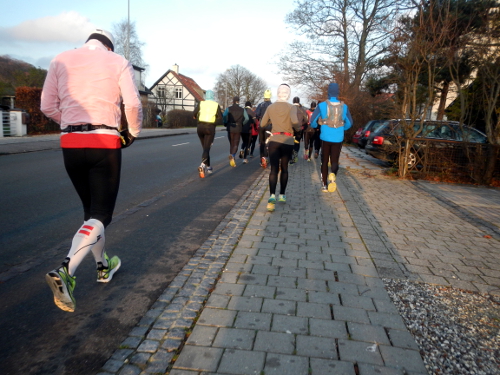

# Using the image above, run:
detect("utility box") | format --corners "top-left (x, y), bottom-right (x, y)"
top-left (9, 109), bottom-right (29, 136)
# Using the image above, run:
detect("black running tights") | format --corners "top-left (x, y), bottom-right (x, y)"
top-left (268, 141), bottom-right (293, 195)
top-left (197, 123), bottom-right (215, 166)
top-left (63, 148), bottom-right (121, 228)
top-left (321, 141), bottom-right (342, 185)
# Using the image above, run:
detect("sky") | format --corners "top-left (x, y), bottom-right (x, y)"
top-left (0, 0), bottom-right (308, 103)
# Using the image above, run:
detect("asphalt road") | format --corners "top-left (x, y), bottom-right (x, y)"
top-left (0, 131), bottom-right (264, 375)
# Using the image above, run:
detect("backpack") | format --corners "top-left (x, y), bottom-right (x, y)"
top-left (318, 100), bottom-right (344, 128)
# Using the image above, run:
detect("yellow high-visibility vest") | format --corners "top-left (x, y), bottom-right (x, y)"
top-left (198, 101), bottom-right (219, 123)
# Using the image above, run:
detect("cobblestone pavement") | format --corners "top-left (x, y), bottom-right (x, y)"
top-left (87, 143), bottom-right (499, 375)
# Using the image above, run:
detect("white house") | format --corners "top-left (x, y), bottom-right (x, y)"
top-left (149, 64), bottom-right (204, 113)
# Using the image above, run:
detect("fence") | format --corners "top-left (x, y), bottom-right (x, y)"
top-left (404, 139), bottom-right (500, 184)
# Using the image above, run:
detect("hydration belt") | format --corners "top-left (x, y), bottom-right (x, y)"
top-left (62, 124), bottom-right (117, 133)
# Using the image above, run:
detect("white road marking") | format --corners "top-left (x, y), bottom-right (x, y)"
top-left (172, 142), bottom-right (189, 147)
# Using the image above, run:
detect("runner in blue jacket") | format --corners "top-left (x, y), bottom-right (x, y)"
top-left (311, 82), bottom-right (353, 192)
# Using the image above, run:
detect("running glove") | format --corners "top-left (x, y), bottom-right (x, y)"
top-left (119, 129), bottom-right (136, 148)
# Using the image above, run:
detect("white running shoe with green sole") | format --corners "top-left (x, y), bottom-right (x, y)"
top-left (45, 264), bottom-right (76, 312)
top-left (97, 253), bottom-right (121, 283)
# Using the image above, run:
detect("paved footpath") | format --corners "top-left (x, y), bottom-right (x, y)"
top-left (96, 145), bottom-right (500, 375)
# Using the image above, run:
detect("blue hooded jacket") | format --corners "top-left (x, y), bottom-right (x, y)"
top-left (311, 83), bottom-right (353, 143)
top-left (205, 90), bottom-right (215, 101)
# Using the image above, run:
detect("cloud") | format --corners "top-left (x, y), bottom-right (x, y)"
top-left (0, 11), bottom-right (95, 44)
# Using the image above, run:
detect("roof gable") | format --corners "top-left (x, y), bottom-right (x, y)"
top-left (149, 69), bottom-right (204, 102)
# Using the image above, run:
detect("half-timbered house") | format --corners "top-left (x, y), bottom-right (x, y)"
top-left (149, 64), bottom-right (204, 114)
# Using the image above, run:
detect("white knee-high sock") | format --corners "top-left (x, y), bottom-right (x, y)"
top-left (66, 219), bottom-right (104, 276)
top-left (90, 226), bottom-right (107, 267)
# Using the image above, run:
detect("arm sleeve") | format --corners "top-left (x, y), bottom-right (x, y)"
top-left (291, 106), bottom-right (300, 132)
top-left (193, 102), bottom-right (200, 120)
top-left (120, 62), bottom-right (142, 138)
top-left (223, 108), bottom-right (229, 124)
top-left (40, 60), bottom-right (62, 125)
top-left (260, 108), bottom-right (271, 128)
top-left (243, 108), bottom-right (249, 123)
top-left (310, 106), bottom-right (321, 129)
top-left (344, 105), bottom-right (353, 131)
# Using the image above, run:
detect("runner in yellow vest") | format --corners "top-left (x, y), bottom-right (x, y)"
top-left (193, 90), bottom-right (223, 178)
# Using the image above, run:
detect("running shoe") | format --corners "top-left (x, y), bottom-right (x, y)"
top-left (322, 185), bottom-right (328, 192)
top-left (278, 194), bottom-right (286, 203)
top-left (267, 195), bottom-right (276, 212)
top-left (207, 167), bottom-right (213, 174)
top-left (304, 150), bottom-right (309, 160)
top-left (249, 154), bottom-right (254, 158)
top-left (328, 173), bottom-right (337, 192)
top-left (97, 253), bottom-right (121, 283)
top-left (198, 163), bottom-right (206, 178)
top-left (243, 159), bottom-right (248, 164)
top-left (268, 194), bottom-right (276, 203)
top-left (314, 152), bottom-right (319, 159)
top-left (229, 155), bottom-right (236, 167)
top-left (239, 150), bottom-right (244, 159)
top-left (261, 157), bottom-right (267, 169)
top-left (45, 262), bottom-right (76, 312)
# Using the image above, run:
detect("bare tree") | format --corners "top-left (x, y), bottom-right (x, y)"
top-left (279, 0), bottom-right (410, 97)
top-left (112, 19), bottom-right (148, 71)
top-left (213, 65), bottom-right (267, 108)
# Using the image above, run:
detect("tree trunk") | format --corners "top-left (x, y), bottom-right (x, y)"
top-left (436, 81), bottom-right (449, 120)
top-left (482, 144), bottom-right (499, 185)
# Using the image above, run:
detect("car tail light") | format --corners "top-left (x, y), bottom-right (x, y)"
top-left (372, 136), bottom-right (384, 145)
top-left (364, 130), bottom-right (371, 137)
top-left (355, 128), bottom-right (362, 135)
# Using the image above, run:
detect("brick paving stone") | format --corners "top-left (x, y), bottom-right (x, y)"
top-left (237, 273), bottom-right (267, 286)
top-left (332, 305), bottom-right (370, 324)
top-left (227, 295), bottom-right (263, 312)
top-left (217, 349), bottom-right (266, 375)
top-left (206, 294), bottom-right (230, 309)
top-left (234, 311), bottom-right (272, 330)
top-left (307, 290), bottom-right (341, 305)
top-left (197, 308), bottom-right (237, 327)
top-left (357, 363), bottom-right (407, 375)
top-left (272, 314), bottom-right (308, 334)
top-left (251, 264), bottom-right (279, 276)
top-left (296, 335), bottom-right (338, 359)
top-left (309, 318), bottom-right (348, 339)
top-left (296, 301), bottom-right (331, 319)
top-left (268, 275), bottom-right (298, 288)
top-left (378, 345), bottom-right (428, 373)
top-left (254, 331), bottom-right (295, 354)
top-left (275, 287), bottom-right (307, 302)
top-left (387, 328), bottom-right (420, 350)
top-left (262, 299), bottom-right (296, 315)
top-left (185, 325), bottom-right (217, 346)
top-left (243, 284), bottom-right (276, 298)
top-left (173, 346), bottom-right (223, 372)
top-left (337, 339), bottom-right (384, 365)
top-left (212, 327), bottom-right (256, 350)
top-left (310, 358), bottom-right (357, 374)
top-left (279, 266), bottom-right (307, 278)
top-left (340, 293), bottom-right (376, 310)
top-left (368, 311), bottom-right (407, 330)
top-left (347, 322), bottom-right (391, 345)
top-left (263, 353), bottom-right (309, 375)
top-left (297, 278), bottom-right (327, 292)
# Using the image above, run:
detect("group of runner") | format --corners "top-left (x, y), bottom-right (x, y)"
top-left (40, 27), bottom-right (352, 313)
top-left (193, 82), bottom-right (353, 211)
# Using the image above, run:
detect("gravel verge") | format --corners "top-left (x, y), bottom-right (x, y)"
top-left (384, 278), bottom-right (500, 375)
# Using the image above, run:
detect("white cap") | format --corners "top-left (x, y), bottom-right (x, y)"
top-left (87, 29), bottom-right (115, 51)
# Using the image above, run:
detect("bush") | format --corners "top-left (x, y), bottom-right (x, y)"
top-left (166, 109), bottom-right (196, 128)
top-left (15, 86), bottom-right (59, 134)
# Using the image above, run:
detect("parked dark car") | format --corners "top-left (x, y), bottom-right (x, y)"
top-left (352, 120), bottom-right (386, 148)
top-left (365, 120), bottom-right (487, 168)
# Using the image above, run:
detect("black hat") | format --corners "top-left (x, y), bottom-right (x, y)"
top-left (245, 101), bottom-right (251, 107)
top-left (293, 97), bottom-right (300, 104)
top-left (233, 96), bottom-right (240, 104)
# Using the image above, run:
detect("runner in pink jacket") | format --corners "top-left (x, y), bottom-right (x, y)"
top-left (41, 29), bottom-right (142, 312)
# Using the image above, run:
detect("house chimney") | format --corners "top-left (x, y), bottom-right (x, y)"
top-left (172, 64), bottom-right (179, 74)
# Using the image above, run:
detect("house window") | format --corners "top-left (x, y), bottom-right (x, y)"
top-left (175, 88), bottom-right (182, 99)
top-left (158, 87), bottom-right (165, 98)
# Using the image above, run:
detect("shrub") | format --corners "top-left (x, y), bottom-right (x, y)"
top-left (166, 109), bottom-right (196, 128)
top-left (15, 86), bottom-right (58, 134)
